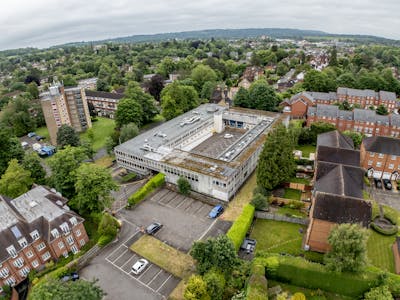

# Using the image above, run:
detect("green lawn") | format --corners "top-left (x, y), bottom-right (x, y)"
top-left (81, 117), bottom-right (115, 151)
top-left (289, 177), bottom-right (311, 185)
top-left (35, 126), bottom-right (50, 141)
top-left (276, 207), bottom-right (307, 218)
top-left (250, 219), bottom-right (323, 262)
top-left (367, 229), bottom-right (396, 273)
top-left (296, 144), bottom-right (316, 158)
top-left (283, 188), bottom-right (302, 200)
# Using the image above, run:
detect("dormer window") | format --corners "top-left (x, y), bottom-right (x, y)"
top-left (60, 222), bottom-right (70, 234)
top-left (18, 238), bottom-right (28, 249)
top-left (69, 217), bottom-right (78, 226)
top-left (51, 229), bottom-right (60, 239)
top-left (30, 230), bottom-right (40, 240)
top-left (6, 246), bottom-right (17, 258)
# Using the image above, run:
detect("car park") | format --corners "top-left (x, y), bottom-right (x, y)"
top-left (27, 132), bottom-right (36, 138)
top-left (145, 222), bottom-right (162, 235)
top-left (383, 179), bottom-right (392, 190)
top-left (131, 258), bottom-right (149, 275)
top-left (208, 205), bottom-right (224, 218)
top-left (35, 135), bottom-right (45, 141)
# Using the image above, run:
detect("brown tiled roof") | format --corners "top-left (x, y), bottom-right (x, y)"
top-left (85, 90), bottom-right (124, 100)
top-left (312, 192), bottom-right (371, 227)
top-left (362, 136), bottom-right (400, 156)
top-left (317, 130), bottom-right (354, 150)
top-left (316, 146), bottom-right (360, 167)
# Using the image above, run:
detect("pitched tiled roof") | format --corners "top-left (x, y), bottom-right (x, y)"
top-left (314, 161), bottom-right (364, 198)
top-left (85, 90), bottom-right (124, 100)
top-left (317, 130), bottom-right (354, 149)
top-left (317, 146), bottom-right (360, 167)
top-left (316, 104), bottom-right (338, 118)
top-left (309, 91), bottom-right (337, 102)
top-left (312, 192), bottom-right (371, 227)
top-left (353, 108), bottom-right (376, 122)
top-left (362, 136), bottom-right (400, 156)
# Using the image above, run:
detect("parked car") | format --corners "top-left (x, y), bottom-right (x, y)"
top-left (131, 259), bottom-right (149, 275)
top-left (374, 179), bottom-right (383, 189)
top-left (35, 135), bottom-right (45, 141)
top-left (208, 205), bottom-right (224, 218)
top-left (61, 272), bottom-right (79, 282)
top-left (383, 179), bottom-right (392, 190)
top-left (145, 222), bottom-right (162, 235)
top-left (21, 141), bottom-right (29, 149)
top-left (27, 132), bottom-right (36, 138)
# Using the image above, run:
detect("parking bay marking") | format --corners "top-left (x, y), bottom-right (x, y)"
top-left (156, 274), bottom-right (173, 292)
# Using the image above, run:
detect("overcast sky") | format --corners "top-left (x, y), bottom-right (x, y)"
top-left (1, 0), bottom-right (399, 50)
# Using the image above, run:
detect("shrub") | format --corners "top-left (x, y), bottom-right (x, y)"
top-left (98, 235), bottom-right (114, 247)
top-left (177, 176), bottom-right (191, 195)
top-left (251, 193), bottom-right (268, 211)
top-left (246, 260), bottom-right (268, 300)
top-left (286, 200), bottom-right (304, 209)
top-left (120, 172), bottom-right (136, 183)
top-left (226, 204), bottom-right (255, 251)
top-left (127, 173), bottom-right (165, 206)
top-left (370, 222), bottom-right (398, 236)
top-left (98, 213), bottom-right (119, 237)
top-left (291, 293), bottom-right (306, 300)
top-left (364, 285), bottom-right (393, 300)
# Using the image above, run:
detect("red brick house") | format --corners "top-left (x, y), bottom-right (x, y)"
top-left (0, 186), bottom-right (89, 290)
top-left (305, 131), bottom-right (372, 253)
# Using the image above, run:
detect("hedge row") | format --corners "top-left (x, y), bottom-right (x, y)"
top-left (259, 254), bottom-right (400, 298)
top-left (226, 204), bottom-right (255, 251)
top-left (246, 260), bottom-right (268, 300)
top-left (370, 222), bottom-right (398, 236)
top-left (127, 173), bottom-right (165, 206)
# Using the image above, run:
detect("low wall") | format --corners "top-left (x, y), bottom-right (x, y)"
top-left (255, 211), bottom-right (308, 225)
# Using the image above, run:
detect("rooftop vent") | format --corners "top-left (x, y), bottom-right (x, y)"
top-left (29, 201), bottom-right (38, 208)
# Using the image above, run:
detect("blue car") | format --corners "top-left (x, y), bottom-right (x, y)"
top-left (208, 205), bottom-right (224, 218)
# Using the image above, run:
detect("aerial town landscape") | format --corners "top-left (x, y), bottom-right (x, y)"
top-left (2, 1), bottom-right (400, 300)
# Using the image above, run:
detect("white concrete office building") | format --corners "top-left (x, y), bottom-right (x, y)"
top-left (115, 104), bottom-right (277, 201)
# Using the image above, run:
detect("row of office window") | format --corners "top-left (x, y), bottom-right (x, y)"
top-left (164, 167), bottom-right (199, 182)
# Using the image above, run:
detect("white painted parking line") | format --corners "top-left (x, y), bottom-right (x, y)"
top-left (120, 254), bottom-right (138, 270)
top-left (156, 274), bottom-right (173, 292)
top-left (137, 263), bottom-right (156, 280)
top-left (198, 218), bottom-right (218, 241)
top-left (110, 248), bottom-right (129, 264)
top-left (176, 197), bottom-right (188, 209)
top-left (147, 269), bottom-right (163, 286)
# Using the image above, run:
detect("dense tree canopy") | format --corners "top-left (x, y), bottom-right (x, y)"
top-left (56, 125), bottom-right (80, 148)
top-left (324, 223), bottom-right (369, 273)
top-left (22, 151), bottom-right (46, 184)
top-left (161, 82), bottom-right (199, 120)
top-left (0, 159), bottom-right (33, 198)
top-left (115, 97), bottom-right (143, 128)
top-left (0, 128), bottom-right (24, 176)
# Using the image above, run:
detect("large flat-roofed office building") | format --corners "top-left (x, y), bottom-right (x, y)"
top-left (115, 104), bottom-right (277, 201)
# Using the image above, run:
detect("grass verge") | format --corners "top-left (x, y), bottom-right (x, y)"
top-left (367, 229), bottom-right (396, 273)
top-left (35, 126), bottom-right (50, 141)
top-left (94, 155), bottom-right (114, 168)
top-left (168, 280), bottom-right (186, 300)
top-left (130, 235), bottom-right (195, 279)
top-left (223, 171), bottom-right (257, 221)
top-left (296, 144), bottom-right (316, 158)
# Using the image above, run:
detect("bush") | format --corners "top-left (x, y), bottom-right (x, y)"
top-left (251, 193), bottom-right (268, 211)
top-left (98, 213), bottom-right (119, 237)
top-left (120, 172), bottom-right (136, 183)
top-left (370, 222), bottom-right (398, 236)
top-left (127, 173), bottom-right (165, 206)
top-left (291, 293), bottom-right (306, 300)
top-left (246, 260), bottom-right (268, 300)
top-left (98, 235), bottom-right (114, 247)
top-left (286, 200), bottom-right (304, 209)
top-left (227, 204), bottom-right (255, 251)
top-left (177, 176), bottom-right (191, 195)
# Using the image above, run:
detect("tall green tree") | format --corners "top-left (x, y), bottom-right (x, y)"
top-left (22, 152), bottom-right (46, 184)
top-left (115, 97), bottom-right (143, 128)
top-left (233, 87), bottom-right (250, 107)
top-left (329, 46), bottom-right (338, 67)
top-left (204, 271), bottom-right (225, 300)
top-left (161, 82), bottom-right (199, 120)
top-left (0, 159), bottom-right (33, 198)
top-left (303, 70), bottom-right (336, 92)
top-left (248, 80), bottom-right (279, 111)
top-left (56, 125), bottom-right (80, 148)
top-left (324, 223), bottom-right (369, 273)
top-left (0, 97), bottom-right (36, 136)
top-left (48, 146), bottom-right (87, 199)
top-left (257, 124), bottom-right (297, 190)
top-left (177, 177), bottom-right (191, 195)
top-left (191, 64), bottom-right (218, 92)
top-left (71, 163), bottom-right (118, 215)
top-left (119, 123), bottom-right (139, 144)
top-left (26, 82), bottom-right (39, 99)
top-left (0, 128), bottom-right (24, 175)
top-left (29, 278), bottom-right (105, 300)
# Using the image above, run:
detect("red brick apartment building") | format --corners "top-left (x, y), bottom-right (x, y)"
top-left (305, 131), bottom-right (372, 253)
top-left (306, 104), bottom-right (400, 138)
top-left (0, 186), bottom-right (89, 291)
top-left (281, 87), bottom-right (398, 118)
top-left (361, 136), bottom-right (400, 183)
top-left (85, 90), bottom-right (124, 119)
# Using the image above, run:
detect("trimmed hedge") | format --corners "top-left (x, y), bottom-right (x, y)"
top-left (370, 222), bottom-right (398, 236)
top-left (127, 173), bottom-right (165, 206)
top-left (226, 204), bottom-right (255, 251)
top-left (258, 254), bottom-right (400, 298)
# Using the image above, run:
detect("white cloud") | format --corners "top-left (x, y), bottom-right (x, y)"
top-left (0, 0), bottom-right (399, 49)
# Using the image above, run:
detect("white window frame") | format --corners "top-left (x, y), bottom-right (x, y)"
top-left (30, 230), bottom-right (40, 240)
top-left (69, 217), bottom-right (78, 226)
top-left (51, 228), bottom-right (60, 239)
top-left (41, 252), bottom-right (51, 261)
top-left (36, 242), bottom-right (46, 252)
top-left (60, 222), bottom-right (70, 234)
top-left (389, 164), bottom-right (395, 170)
top-left (31, 260), bottom-right (39, 268)
top-left (19, 267), bottom-right (30, 277)
top-left (58, 241), bottom-right (65, 249)
top-left (378, 153), bottom-right (385, 158)
top-left (18, 238), bottom-right (28, 249)
top-left (0, 267), bottom-right (9, 278)
top-left (26, 250), bottom-right (34, 258)
top-left (13, 257), bottom-right (24, 268)
top-left (6, 246), bottom-right (17, 258)
top-left (4, 277), bottom-right (15, 286)
top-left (66, 235), bottom-right (74, 245)
top-left (71, 245), bottom-right (79, 254)
top-left (75, 229), bottom-right (81, 237)
top-left (392, 155), bottom-right (397, 160)
top-left (80, 239), bottom-right (85, 246)
top-left (377, 162), bottom-right (382, 167)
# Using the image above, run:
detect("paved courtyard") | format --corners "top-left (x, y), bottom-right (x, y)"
top-left (370, 188), bottom-right (400, 211)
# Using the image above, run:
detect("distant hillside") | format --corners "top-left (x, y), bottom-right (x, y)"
top-left (58, 28), bottom-right (400, 47)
